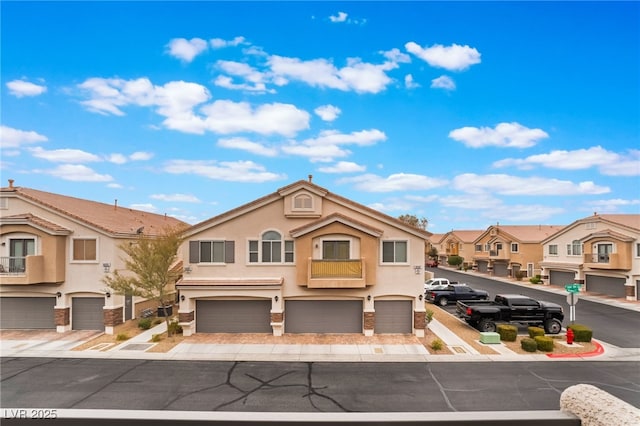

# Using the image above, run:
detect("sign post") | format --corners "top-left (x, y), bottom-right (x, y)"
top-left (564, 284), bottom-right (581, 324)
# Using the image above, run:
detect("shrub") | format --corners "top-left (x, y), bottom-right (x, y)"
top-left (514, 271), bottom-right (526, 281)
top-left (447, 255), bottom-right (463, 268)
top-left (138, 318), bottom-right (152, 330)
top-left (529, 274), bottom-right (543, 284)
top-left (116, 333), bottom-right (129, 341)
top-left (430, 338), bottom-right (444, 351)
top-left (534, 335), bottom-right (555, 352)
top-left (521, 338), bottom-right (538, 352)
top-left (151, 333), bottom-right (162, 342)
top-left (568, 324), bottom-right (593, 342)
top-left (528, 326), bottom-right (545, 338)
top-left (168, 319), bottom-right (183, 335)
top-left (497, 324), bottom-right (518, 342)
top-left (425, 309), bottom-right (434, 325)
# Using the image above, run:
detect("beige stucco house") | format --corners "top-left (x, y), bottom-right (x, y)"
top-left (472, 224), bottom-right (565, 278)
top-left (435, 230), bottom-right (484, 267)
top-left (0, 180), bottom-right (186, 334)
top-left (539, 214), bottom-right (640, 300)
top-left (176, 179), bottom-right (431, 337)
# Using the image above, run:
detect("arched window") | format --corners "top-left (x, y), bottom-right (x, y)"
top-left (249, 231), bottom-right (294, 263)
top-left (293, 194), bottom-right (312, 209)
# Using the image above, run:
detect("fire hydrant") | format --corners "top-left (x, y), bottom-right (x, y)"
top-left (566, 327), bottom-right (574, 345)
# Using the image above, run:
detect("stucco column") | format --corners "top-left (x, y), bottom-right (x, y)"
top-left (178, 297), bottom-right (195, 336)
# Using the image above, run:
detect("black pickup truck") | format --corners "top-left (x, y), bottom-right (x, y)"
top-left (425, 284), bottom-right (489, 306)
top-left (456, 294), bottom-right (564, 334)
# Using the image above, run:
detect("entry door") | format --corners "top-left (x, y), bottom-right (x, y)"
top-left (597, 244), bottom-right (613, 262)
top-left (9, 238), bottom-right (35, 273)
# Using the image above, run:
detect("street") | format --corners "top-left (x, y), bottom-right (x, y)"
top-left (1, 357), bottom-right (638, 412)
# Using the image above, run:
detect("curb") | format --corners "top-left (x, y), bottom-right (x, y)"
top-left (546, 340), bottom-right (604, 358)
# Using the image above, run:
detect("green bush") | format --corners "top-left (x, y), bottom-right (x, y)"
top-left (521, 338), bottom-right (538, 352)
top-left (497, 324), bottom-right (518, 342)
top-left (425, 309), bottom-right (434, 325)
top-left (568, 324), bottom-right (592, 342)
top-left (116, 333), bottom-right (130, 341)
top-left (534, 335), bottom-right (555, 352)
top-left (430, 338), bottom-right (444, 351)
top-left (151, 333), bottom-right (162, 343)
top-left (515, 271), bottom-right (526, 281)
top-left (529, 274), bottom-right (542, 284)
top-left (447, 255), bottom-right (463, 268)
top-left (528, 326), bottom-right (545, 338)
top-left (168, 319), bottom-right (183, 335)
top-left (138, 318), bottom-right (152, 330)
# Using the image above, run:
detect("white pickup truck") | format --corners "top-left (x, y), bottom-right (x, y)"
top-left (424, 278), bottom-right (459, 292)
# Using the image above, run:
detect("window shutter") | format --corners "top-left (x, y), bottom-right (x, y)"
top-left (225, 240), bottom-right (235, 263)
top-left (189, 241), bottom-right (199, 264)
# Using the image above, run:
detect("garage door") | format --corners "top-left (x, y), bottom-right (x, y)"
top-left (0, 297), bottom-right (55, 329)
top-left (196, 300), bottom-right (272, 333)
top-left (493, 262), bottom-right (508, 277)
top-left (476, 261), bottom-right (488, 273)
top-left (375, 300), bottom-right (412, 334)
top-left (72, 297), bottom-right (105, 331)
top-left (585, 275), bottom-right (626, 298)
top-left (285, 300), bottom-right (362, 333)
top-left (549, 270), bottom-right (576, 287)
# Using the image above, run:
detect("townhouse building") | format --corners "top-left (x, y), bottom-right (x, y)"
top-left (472, 224), bottom-right (565, 278)
top-left (176, 178), bottom-right (431, 337)
top-left (0, 180), bottom-right (186, 334)
top-left (435, 230), bottom-right (484, 268)
top-left (540, 214), bottom-right (640, 300)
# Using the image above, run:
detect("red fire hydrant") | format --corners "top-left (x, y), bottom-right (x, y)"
top-left (566, 327), bottom-right (574, 345)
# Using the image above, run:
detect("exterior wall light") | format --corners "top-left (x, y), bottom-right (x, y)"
top-left (414, 265), bottom-right (422, 274)
top-left (56, 292), bottom-right (62, 298)
top-left (105, 291), bottom-right (111, 298)
top-left (274, 295), bottom-right (279, 302)
top-left (102, 262), bottom-right (111, 273)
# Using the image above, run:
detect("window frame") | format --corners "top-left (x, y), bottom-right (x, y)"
top-left (510, 243), bottom-right (519, 253)
top-left (197, 240), bottom-right (226, 263)
top-left (548, 244), bottom-right (558, 256)
top-left (381, 240), bottom-right (408, 264)
top-left (71, 237), bottom-right (98, 262)
top-left (248, 230), bottom-right (294, 264)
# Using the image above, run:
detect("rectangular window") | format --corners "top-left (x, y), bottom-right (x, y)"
top-left (382, 241), bottom-right (407, 263)
top-left (249, 240), bottom-right (258, 263)
top-left (485, 243), bottom-right (491, 252)
top-left (72, 238), bottom-right (97, 261)
top-left (199, 241), bottom-right (225, 263)
top-left (262, 240), bottom-right (282, 262)
top-left (285, 240), bottom-right (294, 262)
top-left (475, 244), bottom-right (482, 252)
top-left (636, 243), bottom-right (640, 257)
top-left (548, 244), bottom-right (558, 255)
top-left (511, 243), bottom-right (519, 253)
top-left (323, 240), bottom-right (350, 260)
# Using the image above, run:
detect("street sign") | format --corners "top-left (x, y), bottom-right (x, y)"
top-left (566, 293), bottom-right (579, 305)
top-left (565, 283), bottom-right (581, 293)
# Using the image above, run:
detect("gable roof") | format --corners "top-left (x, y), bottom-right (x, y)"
top-left (475, 225), bottom-right (566, 244)
top-left (289, 212), bottom-right (384, 238)
top-left (447, 230), bottom-right (484, 243)
top-left (429, 233), bottom-right (446, 244)
top-left (0, 213), bottom-right (72, 235)
top-left (186, 179), bottom-right (432, 240)
top-left (541, 213), bottom-right (640, 243)
top-left (1, 184), bottom-right (187, 237)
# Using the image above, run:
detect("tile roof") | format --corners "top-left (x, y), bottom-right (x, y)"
top-left (1, 185), bottom-right (187, 237)
top-left (0, 213), bottom-right (72, 234)
top-left (450, 230), bottom-right (484, 242)
top-left (597, 214), bottom-right (640, 231)
top-left (488, 225), bottom-right (566, 243)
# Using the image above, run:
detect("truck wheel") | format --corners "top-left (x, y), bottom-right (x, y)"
top-left (544, 319), bottom-right (562, 334)
top-left (479, 319), bottom-right (496, 333)
top-left (438, 297), bottom-right (448, 306)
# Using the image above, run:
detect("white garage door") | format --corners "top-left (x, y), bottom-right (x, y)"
top-left (585, 275), bottom-right (626, 298)
top-left (72, 297), bottom-right (105, 330)
top-left (549, 270), bottom-right (576, 287)
top-left (0, 297), bottom-right (56, 329)
top-left (196, 300), bottom-right (272, 333)
top-left (285, 300), bottom-right (362, 333)
top-left (374, 300), bottom-right (412, 334)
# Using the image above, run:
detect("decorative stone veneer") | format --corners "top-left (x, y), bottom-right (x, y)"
top-left (414, 311), bottom-right (426, 330)
top-left (270, 312), bottom-right (283, 323)
top-left (103, 307), bottom-right (123, 328)
top-left (363, 311), bottom-right (375, 330)
top-left (179, 311), bottom-right (195, 323)
top-left (54, 307), bottom-right (70, 326)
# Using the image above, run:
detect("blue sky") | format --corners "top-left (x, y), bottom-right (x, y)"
top-left (2, 1), bottom-right (638, 232)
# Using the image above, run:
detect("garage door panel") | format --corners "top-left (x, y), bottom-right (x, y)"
top-left (375, 300), bottom-right (412, 334)
top-left (477, 261), bottom-right (488, 273)
top-left (493, 263), bottom-right (508, 277)
top-left (0, 297), bottom-right (56, 329)
top-left (196, 300), bottom-right (272, 333)
top-left (549, 270), bottom-right (575, 287)
top-left (285, 300), bottom-right (362, 333)
top-left (72, 298), bottom-right (105, 331)
top-left (586, 275), bottom-right (626, 298)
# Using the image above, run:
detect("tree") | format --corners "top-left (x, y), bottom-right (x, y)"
top-left (103, 224), bottom-right (187, 336)
top-left (427, 247), bottom-right (439, 259)
top-left (447, 255), bottom-right (464, 268)
top-left (397, 214), bottom-right (428, 230)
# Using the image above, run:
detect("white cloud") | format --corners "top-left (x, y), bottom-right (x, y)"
top-left (7, 80), bottom-right (47, 97)
top-left (130, 151), bottom-right (153, 161)
top-left (217, 137), bottom-right (278, 157)
top-left (431, 75), bottom-right (455, 90)
top-left (166, 38), bottom-right (208, 62)
top-left (453, 173), bottom-right (610, 195)
top-left (317, 161), bottom-right (366, 173)
top-left (107, 153), bottom-right (128, 164)
top-left (404, 74), bottom-right (420, 89)
top-left (381, 48), bottom-right (411, 64)
top-left (164, 159), bottom-right (286, 183)
top-left (405, 42), bottom-right (481, 71)
top-left (210, 36), bottom-right (246, 49)
top-left (368, 200), bottom-right (419, 213)
top-left (481, 204), bottom-right (566, 223)
top-left (329, 11), bottom-right (348, 22)
top-left (493, 146), bottom-right (639, 176)
top-left (214, 60), bottom-right (271, 93)
top-left (281, 142), bottom-right (351, 163)
top-left (439, 194), bottom-right (504, 210)
top-left (28, 147), bottom-right (100, 163)
top-left (339, 173), bottom-right (448, 192)
top-left (0, 126), bottom-right (48, 148)
top-left (314, 105), bottom-right (341, 121)
top-left (34, 164), bottom-right (113, 182)
top-left (129, 203), bottom-right (158, 213)
top-left (449, 122), bottom-right (549, 148)
top-left (583, 198), bottom-right (640, 213)
top-left (283, 129), bottom-right (386, 162)
top-left (150, 193), bottom-right (201, 203)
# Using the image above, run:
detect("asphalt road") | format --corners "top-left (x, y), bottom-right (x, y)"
top-left (428, 268), bottom-right (640, 348)
top-left (1, 357), bottom-right (638, 412)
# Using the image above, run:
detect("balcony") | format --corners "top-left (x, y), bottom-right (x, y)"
top-left (0, 255), bottom-right (63, 285)
top-left (307, 259), bottom-right (367, 288)
top-left (583, 253), bottom-right (630, 271)
top-left (489, 250), bottom-right (509, 260)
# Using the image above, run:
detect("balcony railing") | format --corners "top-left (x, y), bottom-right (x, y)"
top-left (0, 256), bottom-right (26, 274)
top-left (311, 259), bottom-right (362, 278)
top-left (590, 254), bottom-right (610, 263)
top-left (583, 253), bottom-right (628, 270)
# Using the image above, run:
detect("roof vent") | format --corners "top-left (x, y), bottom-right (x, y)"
top-left (8, 179), bottom-right (14, 188)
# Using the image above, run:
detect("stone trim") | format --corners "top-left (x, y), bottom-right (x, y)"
top-left (179, 311), bottom-right (194, 323)
top-left (414, 311), bottom-right (426, 330)
top-left (363, 311), bottom-right (374, 330)
top-left (270, 312), bottom-right (283, 323)
top-left (103, 307), bottom-right (123, 327)
top-left (54, 307), bottom-right (70, 326)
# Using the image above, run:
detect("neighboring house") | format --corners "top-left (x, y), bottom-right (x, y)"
top-left (437, 230), bottom-right (484, 267)
top-left (539, 214), bottom-right (640, 300)
top-left (0, 180), bottom-right (186, 334)
top-left (426, 233), bottom-right (445, 262)
top-left (472, 224), bottom-right (565, 278)
top-left (176, 178), bottom-right (431, 337)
